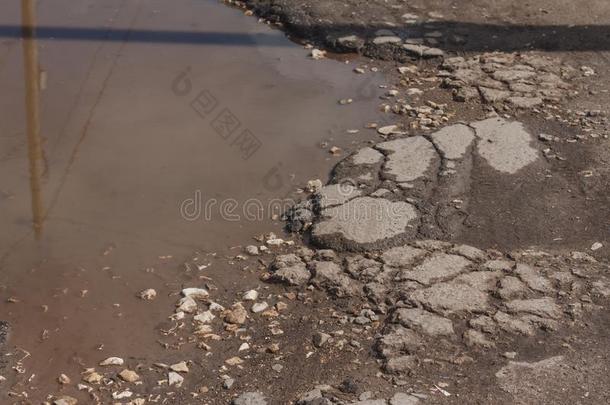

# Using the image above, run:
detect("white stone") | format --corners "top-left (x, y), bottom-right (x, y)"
top-left (194, 311), bottom-right (215, 324)
top-left (181, 288), bottom-right (209, 300)
top-left (168, 371), bottom-right (184, 387)
top-left (138, 288), bottom-right (157, 300)
top-left (170, 361), bottom-right (189, 373)
top-left (243, 289), bottom-right (259, 301)
top-left (251, 302), bottom-right (269, 313)
top-left (177, 296), bottom-right (198, 313)
top-left (99, 357), bottom-right (124, 366)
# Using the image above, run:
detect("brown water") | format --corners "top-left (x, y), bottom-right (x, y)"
top-left (0, 0), bottom-right (385, 399)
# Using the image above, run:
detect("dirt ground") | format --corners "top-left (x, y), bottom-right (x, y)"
top-left (1, 1), bottom-right (610, 404)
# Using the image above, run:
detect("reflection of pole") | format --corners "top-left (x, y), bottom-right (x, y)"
top-left (21, 0), bottom-right (44, 238)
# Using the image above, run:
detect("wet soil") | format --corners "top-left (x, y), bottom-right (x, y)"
top-left (0, 0), bottom-right (386, 400)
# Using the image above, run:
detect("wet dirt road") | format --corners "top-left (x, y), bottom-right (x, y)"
top-left (0, 0), bottom-right (385, 399)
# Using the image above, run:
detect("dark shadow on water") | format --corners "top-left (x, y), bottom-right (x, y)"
top-left (0, 25), bottom-right (290, 46)
top-left (0, 22), bottom-right (609, 52)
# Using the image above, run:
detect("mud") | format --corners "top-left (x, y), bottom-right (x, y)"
top-left (0, 0), bottom-right (385, 400)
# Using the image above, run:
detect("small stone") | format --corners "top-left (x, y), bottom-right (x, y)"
top-left (270, 254), bottom-right (310, 286)
top-left (306, 179), bottom-right (323, 193)
top-left (310, 49), bottom-right (326, 60)
top-left (453, 86), bottom-right (478, 102)
top-left (398, 65), bottom-right (417, 75)
top-left (266, 237), bottom-right (284, 246)
top-left (118, 369), bottom-right (140, 383)
top-left (313, 332), bottom-right (331, 348)
top-left (82, 371), bottom-right (103, 384)
top-left (329, 146), bottom-right (341, 155)
top-left (99, 357), bottom-right (124, 366)
top-left (168, 371), bottom-right (184, 387)
top-left (138, 288), bottom-right (157, 300)
top-left (503, 351), bottom-right (517, 359)
top-left (245, 245), bottom-right (260, 256)
top-left (225, 357), bottom-right (244, 366)
top-left (591, 242), bottom-right (603, 251)
top-left (251, 302), bottom-right (269, 313)
top-left (194, 311), bottom-right (215, 324)
top-left (58, 374), bottom-right (71, 384)
top-left (263, 345), bottom-right (279, 356)
top-left (209, 302), bottom-right (225, 312)
top-left (377, 125), bottom-right (400, 136)
top-left (223, 377), bottom-right (235, 389)
top-left (177, 296), bottom-right (198, 313)
top-left (112, 390), bottom-right (133, 400)
top-left (243, 289), bottom-right (258, 301)
top-left (271, 364), bottom-right (283, 372)
top-left (170, 361), bottom-right (189, 373)
top-left (181, 287), bottom-right (209, 300)
top-left (224, 303), bottom-right (248, 324)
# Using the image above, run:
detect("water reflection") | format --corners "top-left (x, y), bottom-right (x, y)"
top-left (21, 0), bottom-right (45, 238)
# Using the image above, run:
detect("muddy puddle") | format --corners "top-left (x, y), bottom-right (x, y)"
top-left (0, 0), bottom-right (386, 398)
